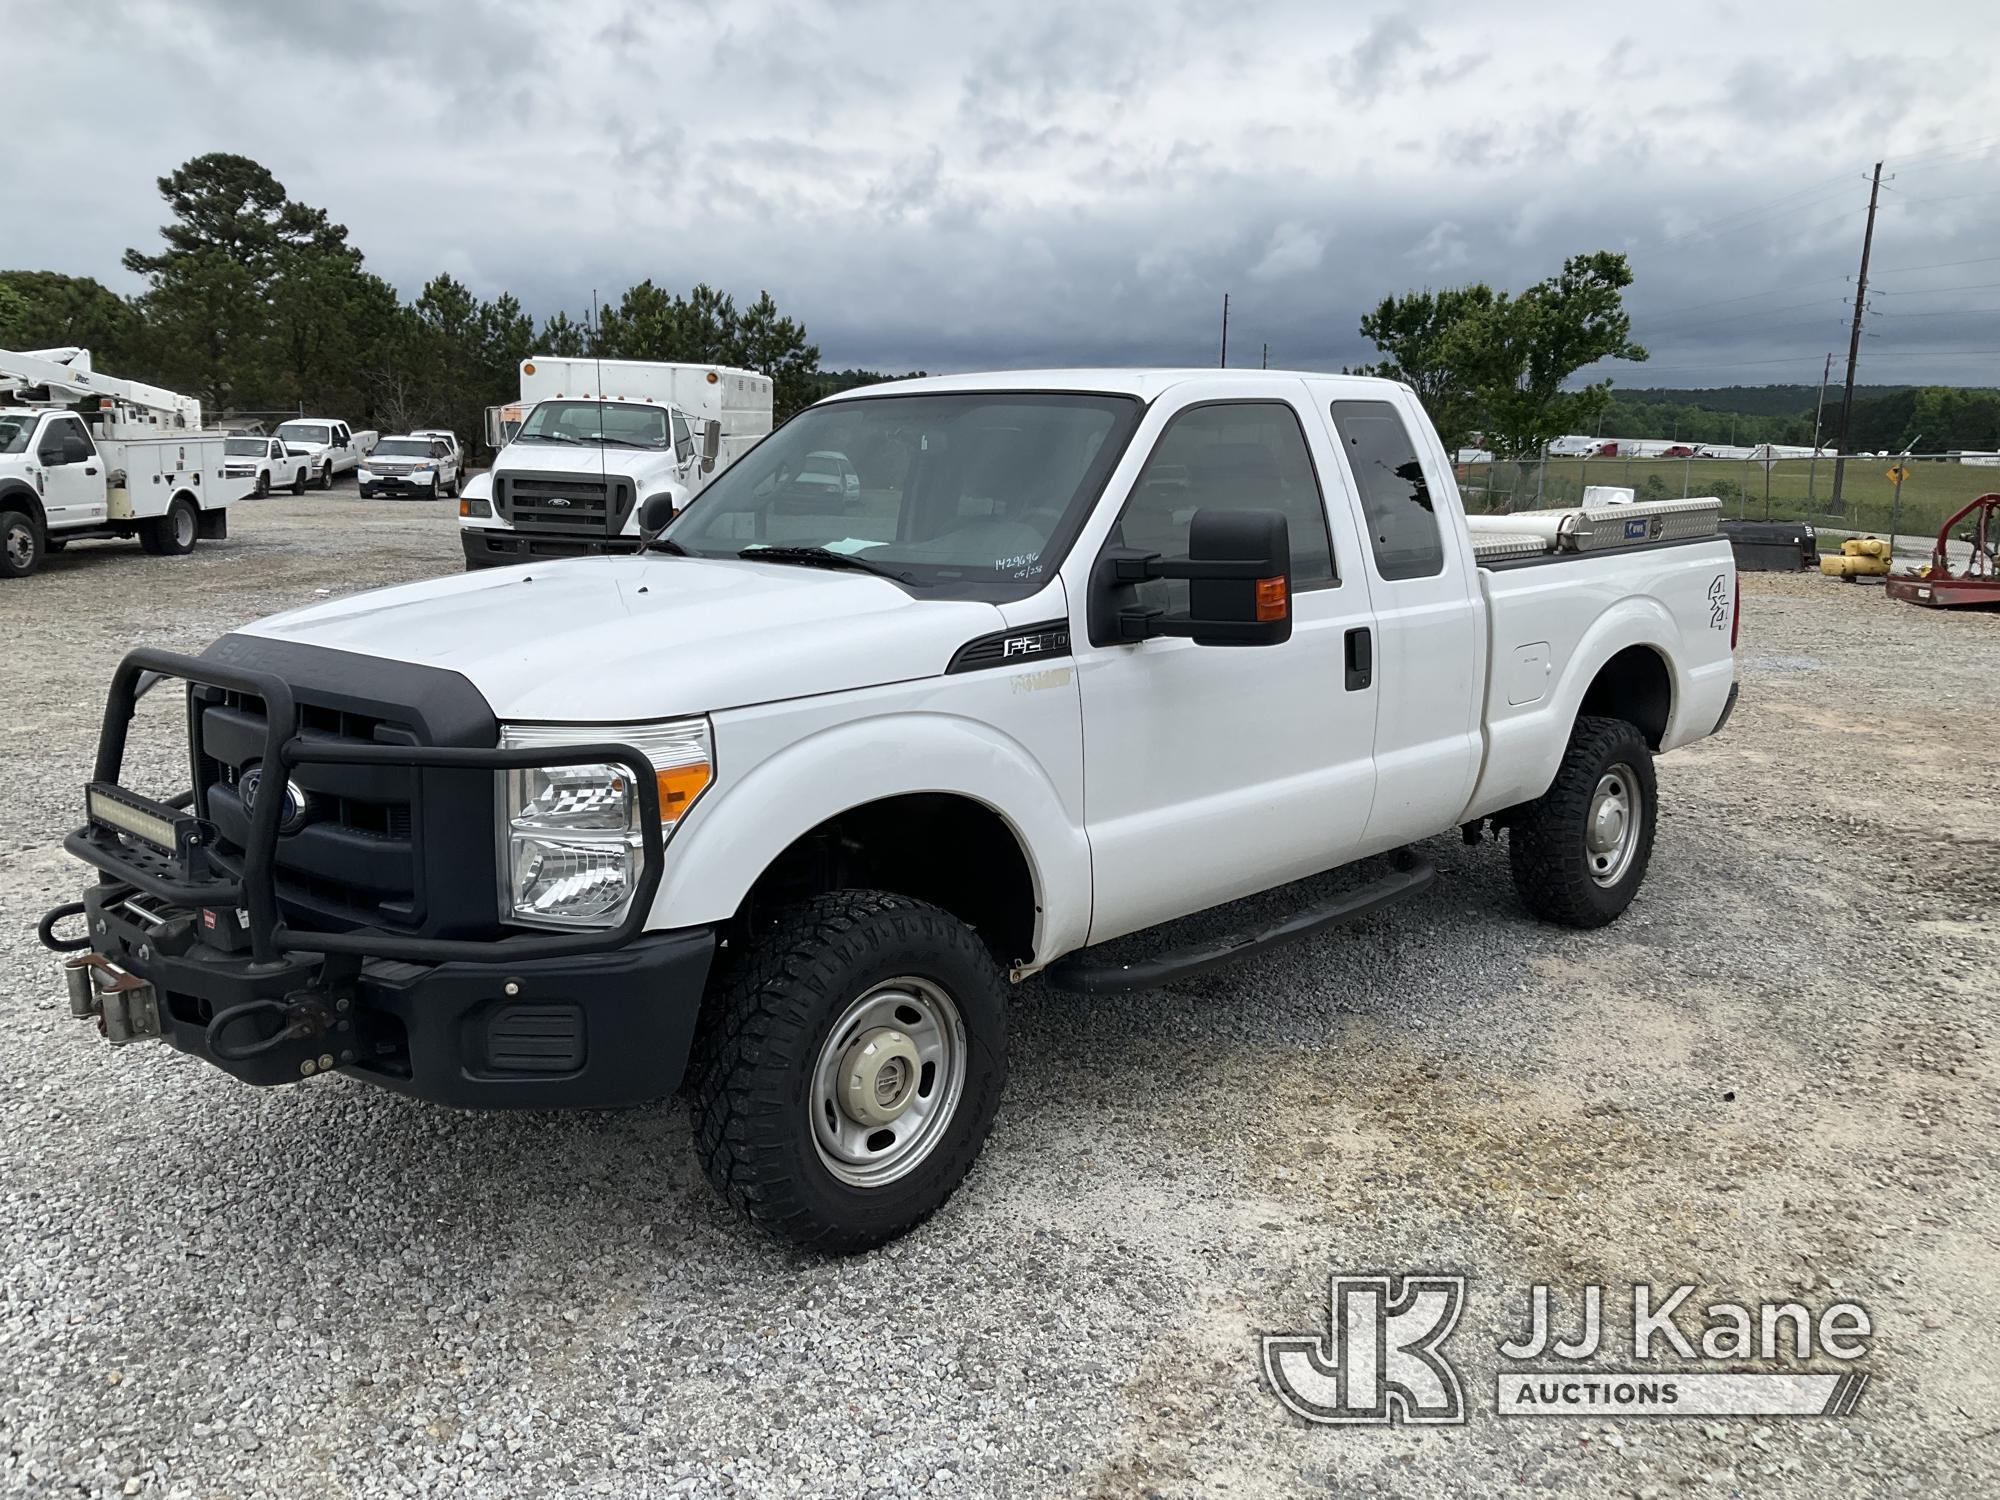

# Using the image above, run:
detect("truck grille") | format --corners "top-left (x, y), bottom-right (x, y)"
top-left (498, 472), bottom-right (636, 536)
top-left (189, 686), bottom-right (497, 938)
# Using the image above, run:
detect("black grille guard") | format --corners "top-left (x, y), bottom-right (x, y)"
top-left (59, 646), bottom-right (667, 966)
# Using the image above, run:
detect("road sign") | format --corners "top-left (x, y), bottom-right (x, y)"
top-left (1886, 464), bottom-right (1910, 484)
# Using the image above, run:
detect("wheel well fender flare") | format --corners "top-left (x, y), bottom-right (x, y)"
top-left (648, 713), bottom-right (1089, 962)
top-left (0, 480), bottom-right (46, 527)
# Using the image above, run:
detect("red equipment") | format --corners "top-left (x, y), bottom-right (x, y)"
top-left (1886, 493), bottom-right (2000, 608)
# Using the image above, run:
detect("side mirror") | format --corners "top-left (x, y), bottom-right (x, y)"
top-left (700, 419), bottom-right (721, 473)
top-left (1089, 507), bottom-right (1292, 648)
top-left (638, 491), bottom-right (679, 537)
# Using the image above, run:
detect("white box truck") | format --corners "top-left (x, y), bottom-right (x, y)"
top-left (460, 356), bottom-right (774, 569)
top-left (0, 347), bottom-right (245, 578)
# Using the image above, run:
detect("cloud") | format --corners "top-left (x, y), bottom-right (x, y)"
top-left (1251, 223), bottom-right (1329, 281)
top-left (1, 0), bottom-right (1997, 386)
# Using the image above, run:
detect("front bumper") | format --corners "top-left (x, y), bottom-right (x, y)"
top-left (53, 883), bottom-right (715, 1107)
top-left (362, 472), bottom-right (441, 496)
top-left (43, 644), bottom-right (690, 1108)
top-left (463, 528), bottom-right (645, 570)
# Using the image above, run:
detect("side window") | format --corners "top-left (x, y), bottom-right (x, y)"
top-left (335, 424), bottom-right (350, 445)
top-left (671, 411), bottom-right (694, 463)
top-left (270, 441), bottom-right (283, 459)
top-left (1328, 400), bottom-right (1445, 581)
top-left (50, 416), bottom-right (94, 462)
top-left (1115, 402), bottom-right (1336, 610)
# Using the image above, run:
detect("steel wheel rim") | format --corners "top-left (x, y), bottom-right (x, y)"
top-left (810, 975), bottom-right (966, 1189)
top-left (5, 521), bottom-right (33, 568)
top-left (1586, 764), bottom-right (1641, 887)
top-left (174, 505), bottom-right (195, 546)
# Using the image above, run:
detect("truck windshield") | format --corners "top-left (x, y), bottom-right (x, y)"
top-left (0, 414), bottom-right (39, 455)
top-left (225, 438), bottom-right (267, 456)
top-left (516, 400), bottom-right (670, 450)
top-left (276, 422), bottom-right (331, 445)
top-left (667, 392), bottom-right (1140, 600)
top-left (373, 439), bottom-right (433, 458)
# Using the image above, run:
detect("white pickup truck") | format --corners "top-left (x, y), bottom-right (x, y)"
top-left (44, 369), bottom-right (1738, 1250)
top-left (273, 418), bottom-right (377, 489)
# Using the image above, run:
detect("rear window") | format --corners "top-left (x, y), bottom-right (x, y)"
top-left (1328, 400), bottom-right (1446, 581)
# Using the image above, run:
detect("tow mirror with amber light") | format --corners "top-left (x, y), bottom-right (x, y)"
top-left (1089, 507), bottom-right (1292, 648)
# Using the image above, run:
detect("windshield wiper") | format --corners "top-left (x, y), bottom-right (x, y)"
top-left (737, 546), bottom-right (914, 582)
top-left (521, 430), bottom-right (580, 444)
top-left (597, 437), bottom-right (662, 449)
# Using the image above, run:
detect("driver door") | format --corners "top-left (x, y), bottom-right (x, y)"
top-left (1071, 380), bottom-right (1381, 943)
top-left (38, 415), bottom-right (104, 526)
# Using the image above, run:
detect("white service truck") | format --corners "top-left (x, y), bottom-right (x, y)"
top-left (273, 417), bottom-right (377, 488)
top-left (0, 347), bottom-right (243, 578)
top-left (459, 355), bottom-right (774, 570)
top-left (44, 369), bottom-right (1738, 1251)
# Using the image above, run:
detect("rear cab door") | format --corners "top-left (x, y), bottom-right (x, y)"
top-left (1306, 381), bottom-right (1487, 847)
top-left (1065, 376), bottom-right (1382, 943)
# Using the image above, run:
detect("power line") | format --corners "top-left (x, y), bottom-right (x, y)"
top-left (1875, 279), bottom-right (2000, 296)
top-left (1882, 131), bottom-right (2000, 170)
top-left (1872, 253), bottom-right (2000, 277)
top-left (1641, 275), bottom-right (1851, 320)
top-left (1651, 169), bottom-right (1861, 245)
top-left (1883, 186), bottom-right (2000, 208)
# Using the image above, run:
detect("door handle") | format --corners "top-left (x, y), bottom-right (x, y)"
top-left (1345, 627), bottom-right (1373, 691)
top-left (85, 466), bottom-right (99, 476)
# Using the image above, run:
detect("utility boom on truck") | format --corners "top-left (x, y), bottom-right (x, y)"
top-left (0, 347), bottom-right (242, 577)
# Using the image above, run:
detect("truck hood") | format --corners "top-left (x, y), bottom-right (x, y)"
top-left (234, 555), bottom-right (1006, 721)
top-left (494, 443), bottom-right (675, 483)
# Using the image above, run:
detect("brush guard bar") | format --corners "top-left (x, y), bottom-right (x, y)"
top-left (52, 647), bottom-right (666, 967)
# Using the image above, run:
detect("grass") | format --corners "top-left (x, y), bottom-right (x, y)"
top-left (1458, 456), bottom-right (1997, 542)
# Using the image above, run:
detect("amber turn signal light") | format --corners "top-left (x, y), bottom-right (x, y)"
top-left (1254, 576), bottom-right (1288, 622)
top-left (656, 763), bottom-right (712, 823)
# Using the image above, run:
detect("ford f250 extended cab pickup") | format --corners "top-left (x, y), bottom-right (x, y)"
top-left (43, 369), bottom-right (1739, 1251)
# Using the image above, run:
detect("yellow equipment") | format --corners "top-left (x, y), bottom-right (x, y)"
top-left (1818, 535), bottom-right (1893, 580)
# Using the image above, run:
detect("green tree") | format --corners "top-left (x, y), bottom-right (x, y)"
top-left (122, 153), bottom-right (359, 412)
top-left (1445, 252), bottom-right (1648, 461)
top-left (1355, 284), bottom-right (1494, 451)
top-left (735, 290), bottom-right (820, 420)
top-left (0, 271), bottom-right (144, 364)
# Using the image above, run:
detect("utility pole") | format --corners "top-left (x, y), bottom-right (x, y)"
top-left (1808, 351), bottom-right (1832, 502)
top-left (1219, 293), bottom-right (1230, 368)
top-left (1831, 162), bottom-right (1884, 512)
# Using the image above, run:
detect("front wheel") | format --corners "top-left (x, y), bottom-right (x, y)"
top-left (291, 465), bottom-right (306, 496)
top-left (689, 891), bottom-right (1008, 1252)
top-left (0, 510), bottom-right (44, 578)
top-left (254, 471), bottom-right (270, 498)
top-left (1508, 715), bottom-right (1657, 928)
top-left (318, 463), bottom-right (333, 491)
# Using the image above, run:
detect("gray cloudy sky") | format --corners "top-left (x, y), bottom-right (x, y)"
top-left (7, 0), bottom-right (2000, 389)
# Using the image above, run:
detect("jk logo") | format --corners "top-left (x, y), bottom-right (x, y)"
top-left (1262, 1274), bottom-right (1468, 1425)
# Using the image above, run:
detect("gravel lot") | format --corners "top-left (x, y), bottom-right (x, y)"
top-left (2, 494), bottom-right (1996, 1499)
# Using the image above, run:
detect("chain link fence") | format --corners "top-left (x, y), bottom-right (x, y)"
top-left (1456, 451), bottom-right (1998, 545)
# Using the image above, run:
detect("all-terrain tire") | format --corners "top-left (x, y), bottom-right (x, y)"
top-left (689, 890), bottom-right (1008, 1253)
top-left (1507, 715), bottom-right (1657, 929)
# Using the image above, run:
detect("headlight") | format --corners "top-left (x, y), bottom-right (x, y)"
top-left (498, 719), bottom-right (713, 928)
top-left (358, 469), bottom-right (375, 481)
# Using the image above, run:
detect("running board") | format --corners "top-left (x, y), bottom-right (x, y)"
top-left (1045, 856), bottom-right (1436, 996)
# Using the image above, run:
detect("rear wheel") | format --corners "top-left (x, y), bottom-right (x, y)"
top-left (142, 497), bottom-right (199, 557)
top-left (447, 471), bottom-right (460, 498)
top-left (1508, 715), bottom-right (1657, 928)
top-left (690, 890), bottom-right (1008, 1252)
top-left (0, 510), bottom-right (43, 578)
